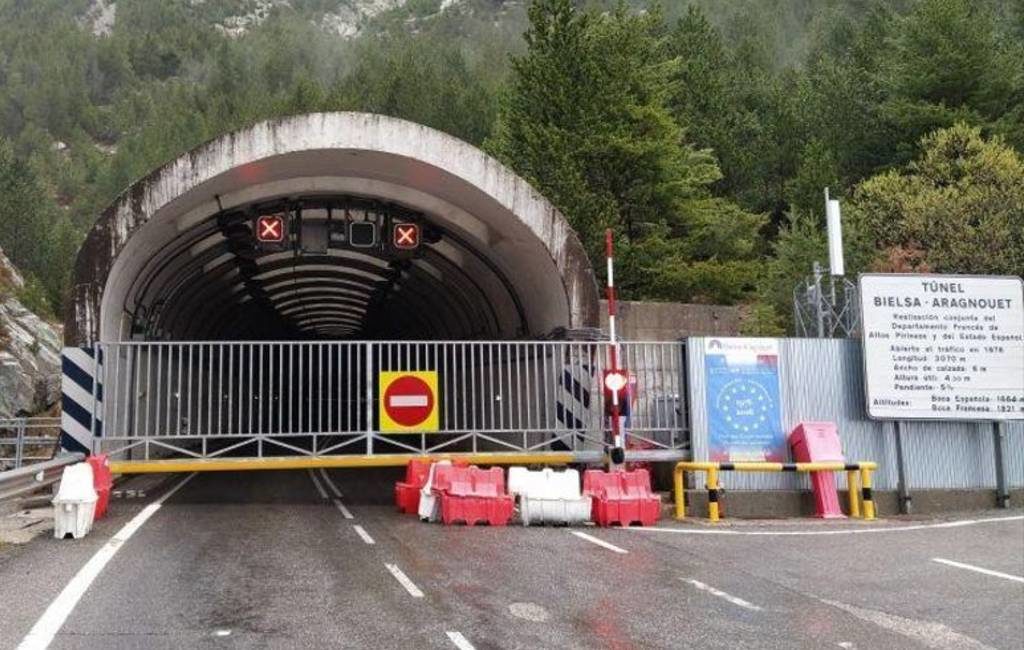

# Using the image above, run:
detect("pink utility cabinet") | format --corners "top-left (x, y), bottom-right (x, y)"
top-left (790, 422), bottom-right (844, 463)
top-left (789, 422), bottom-right (846, 518)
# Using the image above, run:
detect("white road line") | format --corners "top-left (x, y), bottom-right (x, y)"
top-left (821, 597), bottom-right (992, 649)
top-left (385, 563), bottom-right (424, 598)
top-left (932, 558), bottom-right (1024, 584)
top-left (684, 578), bottom-right (763, 611)
top-left (571, 530), bottom-right (628, 554)
top-left (446, 631), bottom-right (476, 650)
top-left (353, 525), bottom-right (375, 545)
top-left (626, 515), bottom-right (1024, 537)
top-left (18, 473), bottom-right (196, 650)
top-left (333, 498), bottom-right (354, 520)
top-left (307, 469), bottom-right (328, 500)
top-left (318, 468), bottom-right (343, 498)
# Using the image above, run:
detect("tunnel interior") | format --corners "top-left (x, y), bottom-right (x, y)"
top-left (124, 194), bottom-right (531, 341)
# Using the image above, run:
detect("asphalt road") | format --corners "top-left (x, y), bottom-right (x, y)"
top-left (1, 469), bottom-right (1022, 649)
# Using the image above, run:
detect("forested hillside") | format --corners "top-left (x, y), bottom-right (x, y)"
top-left (0, 0), bottom-right (1021, 333)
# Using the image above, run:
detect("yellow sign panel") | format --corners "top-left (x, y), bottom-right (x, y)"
top-left (379, 371), bottom-right (440, 433)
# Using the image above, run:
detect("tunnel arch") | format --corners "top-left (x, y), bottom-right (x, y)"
top-left (65, 113), bottom-right (600, 344)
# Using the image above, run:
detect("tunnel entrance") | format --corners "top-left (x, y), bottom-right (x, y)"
top-left (58, 113), bottom-right (686, 466)
top-left (66, 112), bottom-right (599, 346)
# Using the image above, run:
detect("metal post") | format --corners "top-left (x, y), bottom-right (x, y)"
top-left (15, 419), bottom-right (25, 469)
top-left (707, 466), bottom-right (720, 522)
top-left (860, 466), bottom-right (876, 520)
top-left (365, 342), bottom-right (374, 455)
top-left (674, 466), bottom-right (686, 519)
top-left (90, 346), bottom-right (100, 454)
top-left (813, 261), bottom-right (825, 339)
top-left (894, 421), bottom-right (912, 514)
top-left (993, 421), bottom-right (1010, 509)
top-left (846, 470), bottom-right (860, 518)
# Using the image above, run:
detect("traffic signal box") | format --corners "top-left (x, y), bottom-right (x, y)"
top-left (256, 214), bottom-right (424, 257)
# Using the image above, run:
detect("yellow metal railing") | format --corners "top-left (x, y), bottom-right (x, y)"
top-left (673, 461), bottom-right (878, 522)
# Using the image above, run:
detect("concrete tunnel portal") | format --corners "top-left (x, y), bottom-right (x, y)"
top-left (66, 113), bottom-right (600, 345)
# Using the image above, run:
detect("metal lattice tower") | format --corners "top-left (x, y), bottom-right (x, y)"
top-left (793, 261), bottom-right (860, 338)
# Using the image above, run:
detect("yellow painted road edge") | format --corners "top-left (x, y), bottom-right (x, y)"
top-left (110, 452), bottom-right (577, 474)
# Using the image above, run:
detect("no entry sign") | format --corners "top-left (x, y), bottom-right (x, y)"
top-left (379, 371), bottom-right (439, 433)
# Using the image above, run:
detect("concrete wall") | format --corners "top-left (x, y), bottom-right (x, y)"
top-left (599, 300), bottom-right (741, 341)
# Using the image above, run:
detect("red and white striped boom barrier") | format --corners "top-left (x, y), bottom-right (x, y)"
top-left (604, 229), bottom-right (626, 468)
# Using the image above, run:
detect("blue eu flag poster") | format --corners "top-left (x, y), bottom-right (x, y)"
top-left (704, 339), bottom-right (786, 462)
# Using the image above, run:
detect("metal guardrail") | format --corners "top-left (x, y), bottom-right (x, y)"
top-left (673, 461), bottom-right (878, 522)
top-left (0, 453), bottom-right (84, 502)
top-left (0, 417), bottom-right (61, 470)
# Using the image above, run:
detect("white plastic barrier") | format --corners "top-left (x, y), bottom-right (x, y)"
top-left (417, 460), bottom-right (452, 522)
top-left (53, 463), bottom-right (98, 539)
top-left (508, 467), bottom-right (591, 526)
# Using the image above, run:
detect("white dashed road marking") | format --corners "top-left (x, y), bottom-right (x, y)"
top-left (684, 579), bottom-right (763, 611)
top-left (307, 469), bottom-right (329, 500)
top-left (446, 631), bottom-right (476, 650)
top-left (318, 468), bottom-right (343, 498)
top-left (353, 525), bottom-right (375, 545)
top-left (18, 473), bottom-right (197, 650)
top-left (931, 558), bottom-right (1024, 584)
top-left (570, 531), bottom-right (628, 554)
top-left (386, 563), bottom-right (425, 598)
top-left (333, 498), bottom-right (354, 519)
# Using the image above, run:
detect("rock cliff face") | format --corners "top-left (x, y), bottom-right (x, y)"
top-left (0, 250), bottom-right (61, 418)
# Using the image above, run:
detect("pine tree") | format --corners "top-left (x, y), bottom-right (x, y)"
top-left (487, 0), bottom-right (764, 303)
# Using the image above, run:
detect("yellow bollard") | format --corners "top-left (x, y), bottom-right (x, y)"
top-left (674, 466), bottom-right (686, 520)
top-left (707, 466), bottom-right (721, 522)
top-left (846, 470), bottom-right (861, 519)
top-left (860, 467), bottom-right (875, 520)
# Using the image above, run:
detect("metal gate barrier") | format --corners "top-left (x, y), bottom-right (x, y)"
top-left (86, 341), bottom-right (688, 463)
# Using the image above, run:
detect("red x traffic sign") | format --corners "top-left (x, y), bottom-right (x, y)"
top-left (393, 223), bottom-right (420, 250)
top-left (256, 215), bottom-right (285, 243)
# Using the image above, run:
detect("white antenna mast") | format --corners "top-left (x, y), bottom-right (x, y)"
top-left (825, 187), bottom-right (845, 276)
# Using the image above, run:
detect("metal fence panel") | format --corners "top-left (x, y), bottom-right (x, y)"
top-left (90, 340), bottom-right (687, 461)
top-left (688, 337), bottom-right (1022, 491)
top-left (0, 418), bottom-right (61, 470)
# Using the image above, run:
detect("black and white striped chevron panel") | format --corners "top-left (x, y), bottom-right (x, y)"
top-left (555, 347), bottom-right (594, 433)
top-left (60, 346), bottom-right (103, 455)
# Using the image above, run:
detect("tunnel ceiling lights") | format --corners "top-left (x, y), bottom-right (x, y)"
top-left (131, 191), bottom-right (524, 341)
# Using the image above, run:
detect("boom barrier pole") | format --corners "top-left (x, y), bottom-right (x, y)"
top-left (605, 229), bottom-right (624, 469)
